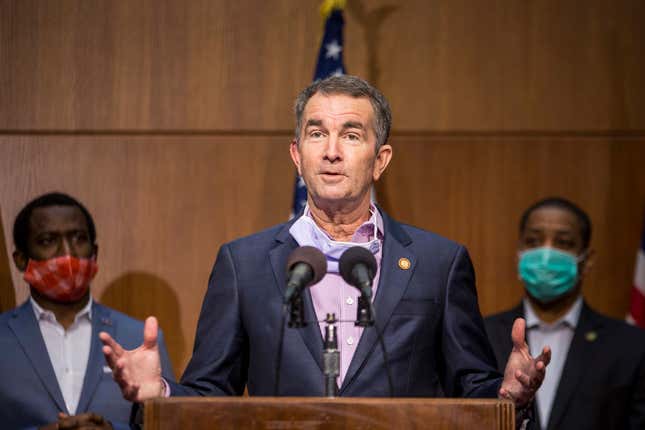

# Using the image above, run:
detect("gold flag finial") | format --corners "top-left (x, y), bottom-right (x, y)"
top-left (320, 0), bottom-right (346, 20)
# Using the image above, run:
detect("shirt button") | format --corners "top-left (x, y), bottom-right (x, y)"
top-left (347, 337), bottom-right (354, 345)
top-left (346, 297), bottom-right (354, 305)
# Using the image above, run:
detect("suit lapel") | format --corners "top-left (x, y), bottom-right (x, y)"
top-left (269, 220), bottom-right (324, 372)
top-left (341, 211), bottom-right (415, 393)
top-left (76, 302), bottom-right (115, 413)
top-left (546, 304), bottom-right (601, 430)
top-left (8, 301), bottom-right (68, 413)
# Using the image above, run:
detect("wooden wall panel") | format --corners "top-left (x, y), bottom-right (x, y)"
top-left (1, 0), bottom-right (644, 131)
top-left (0, 0), bottom-right (321, 131)
top-left (0, 207), bottom-right (15, 313)
top-left (0, 135), bottom-right (295, 374)
top-left (380, 137), bottom-right (645, 318)
top-left (374, 0), bottom-right (645, 131)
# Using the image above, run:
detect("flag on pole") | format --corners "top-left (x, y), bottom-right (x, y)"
top-left (627, 217), bottom-right (645, 328)
top-left (290, 0), bottom-right (347, 218)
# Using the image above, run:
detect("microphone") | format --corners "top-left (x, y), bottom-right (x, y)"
top-left (338, 246), bottom-right (394, 396)
top-left (339, 246), bottom-right (377, 299)
top-left (283, 246), bottom-right (327, 304)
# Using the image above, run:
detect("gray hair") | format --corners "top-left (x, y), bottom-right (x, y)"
top-left (294, 75), bottom-right (392, 151)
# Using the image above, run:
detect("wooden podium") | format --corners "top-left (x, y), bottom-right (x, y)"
top-left (144, 397), bottom-right (514, 429)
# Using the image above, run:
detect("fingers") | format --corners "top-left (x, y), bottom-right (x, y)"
top-left (515, 369), bottom-right (529, 386)
top-left (511, 317), bottom-right (527, 349)
top-left (498, 386), bottom-right (513, 401)
top-left (99, 332), bottom-right (125, 371)
top-left (99, 332), bottom-right (125, 356)
top-left (143, 316), bottom-right (159, 349)
top-left (537, 345), bottom-right (552, 367)
top-left (57, 412), bottom-right (109, 429)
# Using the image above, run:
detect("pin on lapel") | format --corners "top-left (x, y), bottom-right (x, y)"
top-left (398, 257), bottom-right (411, 270)
top-left (101, 317), bottom-right (113, 327)
top-left (585, 331), bottom-right (597, 342)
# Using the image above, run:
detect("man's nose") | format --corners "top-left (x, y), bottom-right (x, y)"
top-left (59, 239), bottom-right (76, 258)
top-left (323, 134), bottom-right (342, 162)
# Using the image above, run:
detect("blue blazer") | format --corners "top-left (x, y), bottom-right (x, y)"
top-left (171, 209), bottom-right (501, 398)
top-left (0, 300), bottom-right (174, 430)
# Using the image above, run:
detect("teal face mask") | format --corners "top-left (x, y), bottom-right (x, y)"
top-left (518, 247), bottom-right (582, 303)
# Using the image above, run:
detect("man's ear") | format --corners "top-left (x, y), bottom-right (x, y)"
top-left (13, 250), bottom-right (28, 272)
top-left (92, 244), bottom-right (99, 260)
top-left (372, 144), bottom-right (393, 182)
top-left (581, 248), bottom-right (595, 277)
top-left (289, 139), bottom-right (303, 176)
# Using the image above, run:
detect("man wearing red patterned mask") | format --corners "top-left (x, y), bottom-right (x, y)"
top-left (0, 192), bottom-right (174, 430)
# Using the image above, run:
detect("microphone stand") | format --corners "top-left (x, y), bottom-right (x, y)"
top-left (355, 291), bottom-right (395, 397)
top-left (322, 313), bottom-right (340, 397)
top-left (355, 294), bottom-right (374, 327)
top-left (288, 294), bottom-right (307, 328)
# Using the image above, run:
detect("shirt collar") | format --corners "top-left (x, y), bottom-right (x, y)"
top-left (523, 295), bottom-right (583, 330)
top-left (302, 202), bottom-right (384, 243)
top-left (30, 295), bottom-right (93, 324)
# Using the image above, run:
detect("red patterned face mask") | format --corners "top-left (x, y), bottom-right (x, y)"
top-left (24, 255), bottom-right (98, 302)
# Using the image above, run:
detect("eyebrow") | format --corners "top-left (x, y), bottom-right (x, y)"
top-left (342, 121), bottom-right (365, 131)
top-left (305, 119), bottom-right (323, 128)
top-left (524, 228), bottom-right (576, 238)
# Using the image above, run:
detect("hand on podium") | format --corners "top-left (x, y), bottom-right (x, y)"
top-left (99, 316), bottom-right (164, 402)
top-left (499, 318), bottom-right (551, 408)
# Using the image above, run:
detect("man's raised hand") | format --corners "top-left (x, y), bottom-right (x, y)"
top-left (99, 316), bottom-right (164, 402)
top-left (499, 317), bottom-right (551, 407)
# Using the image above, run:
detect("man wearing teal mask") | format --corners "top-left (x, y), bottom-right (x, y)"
top-left (485, 197), bottom-right (645, 430)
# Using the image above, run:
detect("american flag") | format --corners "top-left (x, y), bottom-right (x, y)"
top-left (628, 217), bottom-right (645, 328)
top-left (290, 2), bottom-right (346, 218)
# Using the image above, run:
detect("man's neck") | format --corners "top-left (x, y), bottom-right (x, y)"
top-left (526, 289), bottom-right (581, 324)
top-left (308, 197), bottom-right (372, 242)
top-left (31, 289), bottom-right (90, 330)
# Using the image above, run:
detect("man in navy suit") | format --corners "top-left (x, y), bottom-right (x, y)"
top-left (485, 197), bottom-right (645, 429)
top-left (101, 75), bottom-right (549, 415)
top-left (0, 192), bottom-right (174, 430)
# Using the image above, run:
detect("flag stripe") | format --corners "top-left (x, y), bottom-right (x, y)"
top-left (628, 215), bottom-right (645, 329)
top-left (630, 286), bottom-right (645, 327)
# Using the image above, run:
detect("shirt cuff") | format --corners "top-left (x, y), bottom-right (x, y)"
top-left (161, 377), bottom-right (171, 397)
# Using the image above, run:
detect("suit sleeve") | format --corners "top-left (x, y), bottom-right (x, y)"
top-left (440, 245), bottom-right (502, 398)
top-left (630, 343), bottom-right (645, 429)
top-left (169, 244), bottom-right (248, 396)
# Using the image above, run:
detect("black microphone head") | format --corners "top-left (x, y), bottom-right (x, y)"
top-left (339, 246), bottom-right (377, 286)
top-left (286, 246), bottom-right (327, 287)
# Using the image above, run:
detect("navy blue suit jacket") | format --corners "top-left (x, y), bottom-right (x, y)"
top-left (0, 300), bottom-right (174, 430)
top-left (485, 302), bottom-right (645, 430)
top-left (170, 209), bottom-right (502, 398)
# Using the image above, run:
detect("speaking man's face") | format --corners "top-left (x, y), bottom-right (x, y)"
top-left (290, 93), bottom-right (391, 210)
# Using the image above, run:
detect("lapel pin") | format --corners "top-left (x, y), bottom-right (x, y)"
top-left (398, 257), bottom-right (411, 270)
top-left (585, 331), bottom-right (597, 342)
top-left (101, 317), bottom-right (113, 327)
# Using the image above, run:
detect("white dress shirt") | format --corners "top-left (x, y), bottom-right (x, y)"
top-left (524, 296), bottom-right (583, 430)
top-left (30, 296), bottom-right (93, 415)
